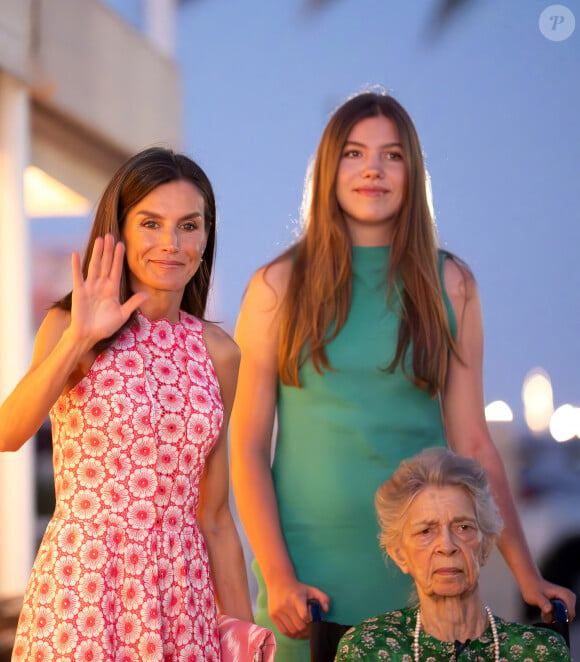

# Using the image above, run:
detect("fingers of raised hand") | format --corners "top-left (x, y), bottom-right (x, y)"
top-left (86, 235), bottom-right (103, 281)
top-left (110, 240), bottom-right (126, 284)
top-left (98, 234), bottom-right (117, 279)
top-left (86, 234), bottom-right (120, 282)
top-left (71, 251), bottom-right (83, 289)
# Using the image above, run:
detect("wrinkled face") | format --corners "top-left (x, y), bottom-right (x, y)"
top-left (122, 179), bottom-right (207, 298)
top-left (388, 486), bottom-right (488, 601)
top-left (335, 115), bottom-right (407, 245)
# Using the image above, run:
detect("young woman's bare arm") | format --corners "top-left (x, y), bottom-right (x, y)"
top-left (231, 261), bottom-right (330, 638)
top-left (441, 258), bottom-right (576, 620)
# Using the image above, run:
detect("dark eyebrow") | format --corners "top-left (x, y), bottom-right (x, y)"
top-left (135, 210), bottom-right (203, 221)
top-left (344, 140), bottom-right (403, 149)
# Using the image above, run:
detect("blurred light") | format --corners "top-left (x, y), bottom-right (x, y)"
top-left (522, 368), bottom-right (554, 433)
top-left (24, 166), bottom-right (90, 218)
top-left (485, 400), bottom-right (513, 422)
top-left (549, 404), bottom-right (579, 442)
top-left (425, 169), bottom-right (434, 220)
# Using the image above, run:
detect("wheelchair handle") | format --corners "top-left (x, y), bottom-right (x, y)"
top-left (308, 598), bottom-right (324, 622)
top-left (550, 598), bottom-right (569, 623)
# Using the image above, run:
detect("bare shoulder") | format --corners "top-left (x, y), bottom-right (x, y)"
top-left (203, 321), bottom-right (241, 372)
top-left (442, 254), bottom-right (478, 305)
top-left (244, 255), bottom-right (293, 311)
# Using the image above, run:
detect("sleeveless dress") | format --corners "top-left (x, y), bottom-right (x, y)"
top-left (12, 311), bottom-right (223, 662)
top-left (253, 246), bottom-right (457, 662)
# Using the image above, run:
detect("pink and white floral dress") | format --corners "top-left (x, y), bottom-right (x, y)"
top-left (12, 311), bottom-right (224, 662)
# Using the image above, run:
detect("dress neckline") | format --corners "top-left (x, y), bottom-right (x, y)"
top-left (137, 309), bottom-right (185, 327)
top-left (351, 244), bottom-right (390, 255)
top-left (413, 605), bottom-right (499, 661)
top-left (351, 245), bottom-right (390, 282)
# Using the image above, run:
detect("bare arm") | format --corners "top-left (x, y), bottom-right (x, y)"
top-left (0, 235), bottom-right (147, 452)
top-left (230, 262), bottom-right (329, 638)
top-left (198, 322), bottom-right (253, 621)
top-left (0, 309), bottom-right (86, 452)
top-left (441, 258), bottom-right (576, 620)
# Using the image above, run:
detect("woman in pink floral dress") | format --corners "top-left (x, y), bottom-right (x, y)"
top-left (0, 147), bottom-right (253, 661)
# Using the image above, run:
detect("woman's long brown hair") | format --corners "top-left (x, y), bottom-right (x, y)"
top-left (54, 147), bottom-right (217, 354)
top-left (275, 91), bottom-right (462, 397)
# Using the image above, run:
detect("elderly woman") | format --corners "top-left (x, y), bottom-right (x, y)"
top-left (335, 448), bottom-right (570, 661)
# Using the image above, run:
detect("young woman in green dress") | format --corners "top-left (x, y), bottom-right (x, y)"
top-left (230, 91), bottom-right (576, 662)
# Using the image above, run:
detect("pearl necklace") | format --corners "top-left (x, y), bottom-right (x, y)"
top-left (413, 605), bottom-right (500, 662)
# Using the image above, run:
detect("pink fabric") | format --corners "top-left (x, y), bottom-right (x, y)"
top-left (218, 615), bottom-right (276, 662)
top-left (12, 311), bottom-right (224, 661)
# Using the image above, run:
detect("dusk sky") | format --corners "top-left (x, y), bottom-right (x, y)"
top-left (16, 2), bottom-right (578, 639)
top-left (90, 1), bottom-right (580, 427)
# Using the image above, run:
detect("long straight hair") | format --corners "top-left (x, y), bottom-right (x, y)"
top-left (276, 91), bottom-right (462, 396)
top-left (54, 147), bottom-right (217, 353)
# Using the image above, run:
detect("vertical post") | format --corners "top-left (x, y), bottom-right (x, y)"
top-left (143, 0), bottom-right (177, 57)
top-left (0, 71), bottom-right (35, 599)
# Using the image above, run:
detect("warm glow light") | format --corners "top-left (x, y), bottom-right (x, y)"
top-left (522, 368), bottom-right (554, 433)
top-left (549, 404), bottom-right (578, 442)
top-left (24, 166), bottom-right (91, 217)
top-left (485, 400), bottom-right (513, 422)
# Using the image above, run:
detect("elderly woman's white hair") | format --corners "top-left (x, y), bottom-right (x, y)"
top-left (375, 447), bottom-right (503, 560)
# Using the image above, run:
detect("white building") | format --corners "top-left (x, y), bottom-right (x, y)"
top-left (0, 0), bottom-right (182, 601)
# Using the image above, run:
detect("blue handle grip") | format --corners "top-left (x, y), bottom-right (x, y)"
top-left (551, 598), bottom-right (568, 623)
top-left (308, 598), bottom-right (324, 622)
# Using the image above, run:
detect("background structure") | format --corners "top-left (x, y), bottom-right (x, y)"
top-left (1, 0), bottom-right (578, 656)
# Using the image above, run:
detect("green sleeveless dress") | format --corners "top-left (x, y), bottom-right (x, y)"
top-left (253, 246), bottom-right (456, 662)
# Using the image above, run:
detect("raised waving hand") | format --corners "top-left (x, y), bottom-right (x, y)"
top-left (0, 234), bottom-right (148, 452)
top-left (68, 234), bottom-right (148, 349)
